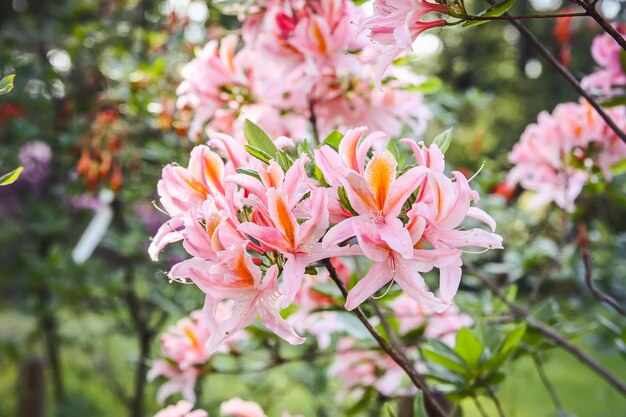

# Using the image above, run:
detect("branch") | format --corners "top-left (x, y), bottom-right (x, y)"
top-left (466, 12), bottom-right (587, 21)
top-left (580, 247), bottom-right (626, 317)
top-left (323, 259), bottom-right (450, 417)
top-left (465, 261), bottom-right (626, 395)
top-left (530, 352), bottom-right (563, 412)
top-left (488, 0), bottom-right (626, 144)
top-left (574, 0), bottom-right (626, 52)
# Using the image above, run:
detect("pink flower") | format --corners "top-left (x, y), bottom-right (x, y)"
top-left (154, 400), bottom-right (208, 417)
top-left (220, 398), bottom-right (267, 417)
top-left (159, 311), bottom-right (211, 370)
top-left (322, 150), bottom-right (429, 258)
top-left (360, 0), bottom-right (448, 85)
top-left (171, 244), bottom-right (305, 352)
top-left (508, 100), bottom-right (626, 211)
top-left (390, 293), bottom-right (473, 345)
top-left (345, 221), bottom-right (460, 312)
top-left (582, 25), bottom-right (626, 95)
top-left (156, 146), bottom-right (230, 217)
top-left (148, 360), bottom-right (200, 404)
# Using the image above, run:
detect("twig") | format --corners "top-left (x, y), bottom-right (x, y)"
top-left (486, 389), bottom-right (506, 417)
top-left (323, 259), bottom-right (450, 417)
top-left (580, 247), bottom-right (626, 317)
top-left (487, 0), bottom-right (626, 144)
top-left (466, 12), bottom-right (587, 21)
top-left (465, 261), bottom-right (626, 395)
top-left (574, 0), bottom-right (626, 52)
top-left (531, 352), bottom-right (563, 411)
top-left (472, 396), bottom-right (489, 417)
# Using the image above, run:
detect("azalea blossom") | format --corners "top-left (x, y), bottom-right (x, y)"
top-left (508, 100), bottom-right (626, 212)
top-left (582, 25), bottom-right (626, 96)
top-left (359, 0), bottom-right (449, 85)
top-left (153, 400), bottom-right (208, 417)
top-left (150, 122), bottom-right (500, 359)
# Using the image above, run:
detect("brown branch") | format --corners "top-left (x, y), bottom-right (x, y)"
top-left (487, 0), bottom-right (626, 144)
top-left (465, 261), bottom-right (626, 395)
top-left (466, 12), bottom-right (587, 21)
top-left (580, 247), bottom-right (626, 317)
top-left (574, 0), bottom-right (626, 52)
top-left (323, 259), bottom-right (450, 417)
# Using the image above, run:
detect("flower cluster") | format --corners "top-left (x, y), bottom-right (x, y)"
top-left (148, 310), bottom-right (246, 404)
top-left (176, 0), bottom-right (432, 141)
top-left (359, 0), bottom-right (449, 83)
top-left (153, 398), bottom-right (302, 417)
top-left (507, 100), bottom-right (626, 212)
top-left (150, 122), bottom-right (502, 365)
top-left (582, 25), bottom-right (626, 96)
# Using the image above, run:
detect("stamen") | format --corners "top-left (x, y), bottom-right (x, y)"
top-left (373, 279), bottom-right (395, 300)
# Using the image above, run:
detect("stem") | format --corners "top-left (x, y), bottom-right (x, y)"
top-left (466, 12), bottom-right (587, 20)
top-left (323, 259), bottom-right (450, 417)
top-left (486, 389), bottom-right (506, 417)
top-left (308, 97), bottom-right (320, 146)
top-left (487, 0), bottom-right (626, 145)
top-left (531, 352), bottom-right (563, 411)
top-left (580, 247), bottom-right (626, 317)
top-left (472, 396), bottom-right (489, 417)
top-left (466, 261), bottom-right (626, 395)
top-left (575, 0), bottom-right (626, 52)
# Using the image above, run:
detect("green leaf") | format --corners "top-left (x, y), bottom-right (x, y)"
top-left (275, 149), bottom-right (293, 171)
top-left (500, 324), bottom-right (527, 354)
top-left (455, 328), bottom-right (484, 368)
top-left (463, 0), bottom-right (517, 27)
top-left (383, 403), bottom-right (398, 417)
top-left (235, 168), bottom-right (262, 181)
top-left (432, 128), bottom-right (453, 154)
top-left (322, 130), bottom-right (344, 150)
top-left (421, 346), bottom-right (469, 375)
top-left (0, 74), bottom-right (15, 95)
top-left (244, 145), bottom-right (273, 165)
top-left (611, 158), bottom-right (626, 176)
top-left (338, 186), bottom-right (359, 216)
top-left (404, 76), bottom-right (443, 94)
top-left (414, 392), bottom-right (428, 417)
top-left (602, 95), bottom-right (626, 108)
top-left (243, 119), bottom-right (278, 159)
top-left (387, 140), bottom-right (400, 162)
top-left (0, 167), bottom-right (23, 186)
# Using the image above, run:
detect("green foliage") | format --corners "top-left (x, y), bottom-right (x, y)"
top-left (463, 0), bottom-right (518, 27)
top-left (421, 325), bottom-right (527, 399)
top-left (0, 167), bottom-right (23, 186)
top-left (0, 74), bottom-right (15, 95)
top-left (432, 128), bottom-right (453, 154)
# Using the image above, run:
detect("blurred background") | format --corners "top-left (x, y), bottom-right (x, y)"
top-left (1, 0), bottom-right (625, 416)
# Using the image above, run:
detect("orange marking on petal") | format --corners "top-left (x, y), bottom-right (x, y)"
top-left (312, 20), bottom-right (328, 55)
top-left (231, 252), bottom-right (255, 286)
top-left (203, 153), bottom-right (225, 195)
top-left (365, 153), bottom-right (396, 211)
top-left (275, 195), bottom-right (296, 246)
top-left (183, 325), bottom-right (202, 352)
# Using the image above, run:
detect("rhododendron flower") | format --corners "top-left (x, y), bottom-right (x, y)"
top-left (148, 360), bottom-right (200, 404)
top-left (150, 121), bottom-right (500, 356)
top-left (390, 293), bottom-right (473, 345)
top-left (171, 246), bottom-right (305, 351)
top-left (508, 100), bottom-right (626, 212)
top-left (154, 400), bottom-right (208, 417)
top-left (360, 0), bottom-right (448, 85)
top-left (220, 398), bottom-right (267, 417)
top-left (582, 25), bottom-right (626, 95)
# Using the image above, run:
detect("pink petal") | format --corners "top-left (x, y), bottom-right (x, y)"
top-left (259, 300), bottom-right (306, 345)
top-left (466, 207), bottom-right (497, 232)
top-left (345, 261), bottom-right (392, 310)
top-left (384, 166), bottom-right (428, 218)
top-left (377, 217), bottom-right (414, 259)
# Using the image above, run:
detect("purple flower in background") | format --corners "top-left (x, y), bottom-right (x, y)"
top-left (18, 140), bottom-right (52, 194)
